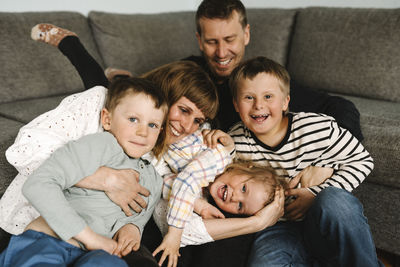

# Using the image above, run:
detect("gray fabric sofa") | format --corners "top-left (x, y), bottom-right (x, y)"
top-left (0, 7), bottom-right (399, 263)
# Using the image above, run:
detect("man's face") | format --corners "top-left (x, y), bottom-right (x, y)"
top-left (196, 11), bottom-right (250, 82)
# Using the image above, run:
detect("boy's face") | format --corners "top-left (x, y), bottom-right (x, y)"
top-left (209, 170), bottom-right (270, 215)
top-left (101, 92), bottom-right (165, 158)
top-left (233, 73), bottom-right (290, 143)
top-left (196, 11), bottom-right (250, 82)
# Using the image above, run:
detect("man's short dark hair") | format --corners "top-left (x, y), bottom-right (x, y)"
top-left (196, 0), bottom-right (247, 35)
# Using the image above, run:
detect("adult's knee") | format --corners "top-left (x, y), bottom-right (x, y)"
top-left (308, 187), bottom-right (366, 226)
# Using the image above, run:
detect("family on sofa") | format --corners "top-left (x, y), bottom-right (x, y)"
top-left (0, 0), bottom-right (383, 266)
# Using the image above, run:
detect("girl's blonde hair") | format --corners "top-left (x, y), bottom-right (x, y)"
top-left (141, 61), bottom-right (219, 121)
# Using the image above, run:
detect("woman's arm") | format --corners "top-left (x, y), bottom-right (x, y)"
top-left (75, 166), bottom-right (150, 216)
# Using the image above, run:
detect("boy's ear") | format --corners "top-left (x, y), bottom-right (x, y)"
top-left (283, 95), bottom-right (290, 112)
top-left (101, 108), bottom-right (112, 130)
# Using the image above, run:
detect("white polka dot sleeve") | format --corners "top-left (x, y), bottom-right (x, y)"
top-left (0, 86), bottom-right (106, 234)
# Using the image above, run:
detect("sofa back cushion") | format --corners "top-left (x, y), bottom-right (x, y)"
top-left (89, 9), bottom-right (296, 75)
top-left (287, 7), bottom-right (400, 102)
top-left (245, 9), bottom-right (296, 66)
top-left (89, 11), bottom-right (199, 75)
top-left (0, 12), bottom-right (103, 104)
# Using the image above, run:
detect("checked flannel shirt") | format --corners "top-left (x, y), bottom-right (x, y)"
top-left (162, 129), bottom-right (234, 229)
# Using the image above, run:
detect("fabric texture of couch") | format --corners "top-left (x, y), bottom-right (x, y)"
top-left (0, 7), bottom-right (399, 265)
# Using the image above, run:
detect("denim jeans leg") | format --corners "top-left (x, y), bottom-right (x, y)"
top-left (247, 221), bottom-right (311, 267)
top-left (74, 249), bottom-right (128, 267)
top-left (0, 230), bottom-right (84, 267)
top-left (303, 187), bottom-right (383, 267)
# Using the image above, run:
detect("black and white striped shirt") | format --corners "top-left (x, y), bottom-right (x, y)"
top-left (229, 112), bottom-right (373, 195)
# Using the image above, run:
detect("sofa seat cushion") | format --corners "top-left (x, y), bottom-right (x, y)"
top-left (0, 95), bottom-right (68, 124)
top-left (0, 12), bottom-right (103, 104)
top-left (353, 182), bottom-right (400, 256)
top-left (338, 94), bottom-right (400, 189)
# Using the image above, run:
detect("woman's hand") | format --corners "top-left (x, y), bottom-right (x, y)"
top-left (153, 227), bottom-right (182, 267)
top-left (202, 129), bottom-right (234, 152)
top-left (76, 166), bottom-right (150, 216)
top-left (253, 186), bottom-right (285, 231)
top-left (113, 223), bottom-right (141, 257)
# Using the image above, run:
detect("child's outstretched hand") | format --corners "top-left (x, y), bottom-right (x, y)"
top-left (202, 129), bottom-right (234, 152)
top-left (194, 198), bottom-right (225, 219)
top-left (113, 223), bottom-right (141, 257)
top-left (153, 227), bottom-right (182, 267)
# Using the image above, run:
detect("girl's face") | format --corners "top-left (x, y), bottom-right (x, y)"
top-left (209, 169), bottom-right (271, 215)
top-left (166, 96), bottom-right (206, 145)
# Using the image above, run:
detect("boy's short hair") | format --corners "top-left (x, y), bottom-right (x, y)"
top-left (196, 0), bottom-right (248, 36)
top-left (229, 56), bottom-right (291, 101)
top-left (105, 77), bottom-right (168, 157)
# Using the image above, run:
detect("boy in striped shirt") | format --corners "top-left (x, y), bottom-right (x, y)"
top-left (228, 56), bottom-right (382, 267)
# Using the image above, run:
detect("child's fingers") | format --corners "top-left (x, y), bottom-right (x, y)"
top-left (158, 250), bottom-right (169, 267)
top-left (168, 254), bottom-right (178, 267)
top-left (288, 172), bottom-right (302, 189)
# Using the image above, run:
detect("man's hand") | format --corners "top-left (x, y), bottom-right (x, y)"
top-left (202, 129), bottom-right (234, 152)
top-left (101, 167), bottom-right (150, 216)
top-left (113, 224), bottom-right (141, 257)
top-left (284, 188), bottom-right (315, 221)
top-left (153, 227), bottom-right (182, 267)
top-left (194, 198), bottom-right (225, 219)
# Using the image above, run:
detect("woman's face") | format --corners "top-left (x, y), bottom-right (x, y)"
top-left (209, 170), bottom-right (270, 215)
top-left (166, 96), bottom-right (206, 145)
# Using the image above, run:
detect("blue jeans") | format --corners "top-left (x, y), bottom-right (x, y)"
top-left (0, 230), bottom-right (128, 267)
top-left (248, 187), bottom-right (383, 267)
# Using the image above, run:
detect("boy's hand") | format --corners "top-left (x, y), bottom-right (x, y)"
top-left (113, 224), bottom-right (141, 257)
top-left (75, 226), bottom-right (118, 255)
top-left (102, 167), bottom-right (150, 215)
top-left (289, 166), bottom-right (333, 188)
top-left (194, 198), bottom-right (225, 219)
top-left (153, 227), bottom-right (182, 267)
top-left (284, 188), bottom-right (315, 221)
top-left (202, 129), bottom-right (234, 152)
top-left (253, 187), bottom-right (285, 230)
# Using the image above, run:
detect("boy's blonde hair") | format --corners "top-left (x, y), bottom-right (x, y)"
top-left (229, 56), bottom-right (290, 114)
top-left (223, 160), bottom-right (287, 207)
top-left (105, 77), bottom-right (168, 158)
top-left (142, 61), bottom-right (219, 122)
